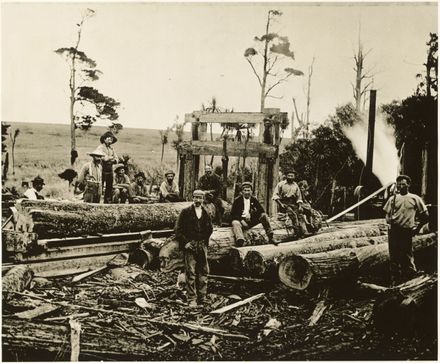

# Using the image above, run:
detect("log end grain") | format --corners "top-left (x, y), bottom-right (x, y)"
top-left (243, 250), bottom-right (266, 277)
top-left (278, 255), bottom-right (312, 290)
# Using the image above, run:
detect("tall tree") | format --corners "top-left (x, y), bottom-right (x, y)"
top-left (9, 128), bottom-right (20, 175)
top-left (352, 25), bottom-right (374, 112)
top-left (55, 9), bottom-right (120, 165)
top-left (244, 9), bottom-right (303, 112)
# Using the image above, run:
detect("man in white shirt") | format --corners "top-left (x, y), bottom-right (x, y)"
top-left (383, 174), bottom-right (429, 285)
top-left (23, 176), bottom-right (45, 200)
top-left (230, 182), bottom-right (275, 246)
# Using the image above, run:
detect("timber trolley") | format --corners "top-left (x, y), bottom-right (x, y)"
top-left (178, 109), bottom-right (288, 216)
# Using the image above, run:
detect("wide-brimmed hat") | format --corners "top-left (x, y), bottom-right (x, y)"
top-left (285, 168), bottom-right (296, 175)
top-left (164, 170), bottom-right (175, 176)
top-left (31, 176), bottom-right (45, 185)
top-left (193, 189), bottom-right (205, 196)
top-left (298, 180), bottom-right (309, 189)
top-left (100, 131), bottom-right (118, 144)
top-left (241, 181), bottom-right (253, 190)
top-left (396, 174), bottom-right (411, 184)
top-left (87, 148), bottom-right (106, 157)
top-left (114, 164), bottom-right (125, 173)
top-left (134, 171), bottom-right (146, 180)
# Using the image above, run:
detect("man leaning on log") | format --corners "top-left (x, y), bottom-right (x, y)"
top-left (231, 181), bottom-right (276, 247)
top-left (383, 174), bottom-right (429, 286)
top-left (175, 190), bottom-right (213, 308)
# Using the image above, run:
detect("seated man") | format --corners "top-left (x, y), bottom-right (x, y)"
top-left (112, 165), bottom-right (132, 204)
top-left (298, 180), bottom-right (322, 233)
top-left (24, 176), bottom-right (45, 200)
top-left (231, 182), bottom-right (275, 247)
top-left (273, 169), bottom-right (308, 238)
top-left (159, 170), bottom-right (180, 202)
top-left (197, 164), bottom-right (224, 225)
top-left (130, 171), bottom-right (150, 203)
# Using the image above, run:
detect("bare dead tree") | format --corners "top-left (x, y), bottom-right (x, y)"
top-left (9, 128), bottom-right (20, 175)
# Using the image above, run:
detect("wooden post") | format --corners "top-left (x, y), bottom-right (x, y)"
top-left (183, 151), bottom-right (195, 201)
top-left (257, 155), bottom-right (268, 211)
top-left (192, 122), bottom-right (200, 189)
top-left (178, 152), bottom-right (186, 199)
top-left (364, 89), bottom-right (377, 188)
top-left (222, 138), bottom-right (229, 200)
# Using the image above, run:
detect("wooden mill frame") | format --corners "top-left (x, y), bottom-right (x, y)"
top-left (177, 108), bottom-right (288, 216)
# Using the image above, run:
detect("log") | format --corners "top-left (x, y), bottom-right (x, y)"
top-left (15, 303), bottom-right (59, 320)
top-left (240, 223), bottom-right (388, 277)
top-left (372, 274), bottom-right (437, 334)
top-left (158, 221), bottom-right (287, 273)
top-left (2, 265), bottom-right (33, 300)
top-left (15, 200), bottom-right (193, 238)
top-left (210, 293), bottom-right (265, 314)
top-left (2, 230), bottom-right (38, 253)
top-left (278, 233), bottom-right (437, 290)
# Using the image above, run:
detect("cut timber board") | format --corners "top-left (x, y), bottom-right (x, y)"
top-left (184, 111), bottom-right (288, 125)
top-left (2, 254), bottom-right (119, 277)
top-left (15, 240), bottom-right (142, 263)
top-left (183, 140), bottom-right (277, 158)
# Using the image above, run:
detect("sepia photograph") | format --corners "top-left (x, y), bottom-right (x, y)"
top-left (1, 1), bottom-right (438, 360)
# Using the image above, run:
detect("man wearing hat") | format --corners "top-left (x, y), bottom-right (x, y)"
top-left (197, 164), bottom-right (224, 225)
top-left (112, 164), bottom-right (132, 203)
top-left (159, 170), bottom-right (180, 202)
top-left (23, 176), bottom-right (45, 200)
top-left (383, 175), bottom-right (429, 285)
top-left (130, 171), bottom-right (150, 203)
top-left (272, 169), bottom-right (307, 238)
top-left (231, 181), bottom-right (275, 246)
top-left (77, 148), bottom-right (105, 203)
top-left (96, 131), bottom-right (119, 203)
top-left (175, 189), bottom-right (213, 308)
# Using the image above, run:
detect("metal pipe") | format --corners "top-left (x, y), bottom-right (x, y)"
top-left (326, 182), bottom-right (393, 223)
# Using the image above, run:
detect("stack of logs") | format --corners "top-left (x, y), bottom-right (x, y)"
top-left (3, 199), bottom-right (437, 337)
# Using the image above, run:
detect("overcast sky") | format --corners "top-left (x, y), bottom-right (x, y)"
top-left (1, 1), bottom-right (437, 131)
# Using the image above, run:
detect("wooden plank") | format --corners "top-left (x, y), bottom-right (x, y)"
top-left (16, 240), bottom-right (142, 262)
top-left (71, 266), bottom-right (108, 283)
top-left (210, 293), bottom-right (265, 315)
top-left (15, 303), bottom-right (59, 320)
top-left (185, 112), bottom-right (288, 125)
top-left (38, 230), bottom-right (152, 248)
top-left (9, 254), bottom-right (119, 278)
top-left (188, 140), bottom-right (276, 158)
top-left (70, 320), bottom-right (81, 361)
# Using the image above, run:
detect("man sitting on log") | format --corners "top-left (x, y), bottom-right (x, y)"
top-left (159, 170), bottom-right (181, 202)
top-left (298, 180), bottom-right (322, 233)
top-left (112, 165), bottom-right (132, 204)
top-left (272, 169), bottom-right (308, 238)
top-left (383, 174), bottom-right (429, 286)
top-left (77, 148), bottom-right (105, 203)
top-left (175, 190), bottom-right (213, 308)
top-left (231, 181), bottom-right (276, 247)
top-left (130, 171), bottom-right (150, 203)
top-left (197, 164), bottom-right (224, 225)
top-left (23, 176), bottom-right (45, 200)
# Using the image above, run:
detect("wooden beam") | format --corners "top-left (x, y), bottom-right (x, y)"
top-left (185, 111), bottom-right (288, 125)
top-left (210, 293), bottom-right (265, 314)
top-left (185, 140), bottom-right (277, 158)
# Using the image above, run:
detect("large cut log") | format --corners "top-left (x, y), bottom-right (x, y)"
top-left (372, 274), bottom-right (437, 335)
top-left (2, 230), bottom-right (39, 254)
top-left (158, 220), bottom-right (287, 273)
top-left (2, 319), bottom-right (160, 360)
top-left (14, 200), bottom-right (192, 238)
top-left (2, 265), bottom-right (34, 301)
top-left (237, 223), bottom-right (388, 277)
top-left (278, 233), bottom-right (437, 290)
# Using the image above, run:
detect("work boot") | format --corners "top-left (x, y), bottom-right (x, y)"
top-left (236, 238), bottom-right (245, 247)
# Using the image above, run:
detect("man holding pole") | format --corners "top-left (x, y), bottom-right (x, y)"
top-left (383, 175), bottom-right (429, 286)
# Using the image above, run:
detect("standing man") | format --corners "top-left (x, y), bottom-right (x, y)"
top-left (383, 175), bottom-right (429, 286)
top-left (130, 171), bottom-right (150, 203)
top-left (97, 131), bottom-right (119, 204)
top-left (77, 148), bottom-right (105, 203)
top-left (272, 169), bottom-right (307, 238)
top-left (197, 164), bottom-right (224, 225)
top-left (23, 176), bottom-right (45, 200)
top-left (160, 170), bottom-right (180, 202)
top-left (175, 190), bottom-right (213, 308)
top-left (231, 182), bottom-right (276, 247)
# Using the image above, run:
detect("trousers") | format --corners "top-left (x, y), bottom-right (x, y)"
top-left (388, 225), bottom-right (417, 285)
top-left (184, 241), bottom-right (209, 303)
top-left (231, 213), bottom-right (273, 242)
top-left (102, 172), bottom-right (114, 204)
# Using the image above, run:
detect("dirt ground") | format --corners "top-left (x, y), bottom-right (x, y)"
top-left (2, 266), bottom-right (437, 361)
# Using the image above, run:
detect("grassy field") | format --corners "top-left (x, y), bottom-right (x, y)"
top-left (2, 122), bottom-right (187, 199)
top-left (2, 122), bottom-right (292, 200)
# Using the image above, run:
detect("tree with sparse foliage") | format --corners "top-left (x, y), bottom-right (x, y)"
top-left (55, 8), bottom-right (120, 165)
top-left (9, 128), bottom-right (20, 175)
top-left (244, 9), bottom-right (303, 113)
top-left (159, 127), bottom-right (172, 164)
